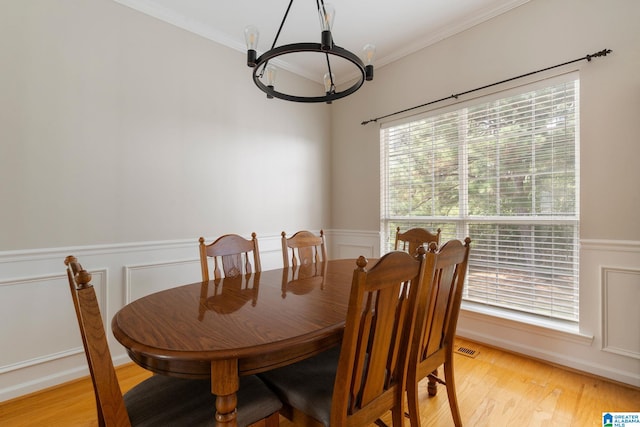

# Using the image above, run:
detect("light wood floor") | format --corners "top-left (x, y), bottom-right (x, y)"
top-left (1, 338), bottom-right (638, 426)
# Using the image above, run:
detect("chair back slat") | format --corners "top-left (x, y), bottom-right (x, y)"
top-left (419, 239), bottom-right (471, 360)
top-left (64, 256), bottom-right (131, 427)
top-left (360, 283), bottom-right (403, 406)
top-left (221, 252), bottom-right (247, 277)
top-left (349, 292), bottom-right (374, 413)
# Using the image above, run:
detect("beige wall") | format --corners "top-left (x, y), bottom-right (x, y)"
top-left (0, 0), bottom-right (331, 251)
top-left (330, 0), bottom-right (640, 241)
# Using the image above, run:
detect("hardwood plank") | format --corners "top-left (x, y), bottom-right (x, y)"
top-left (371, 338), bottom-right (639, 427)
top-left (0, 364), bottom-right (152, 427)
top-left (2, 339), bottom-right (639, 426)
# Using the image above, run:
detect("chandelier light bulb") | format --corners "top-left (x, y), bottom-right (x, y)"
top-left (244, 26), bottom-right (259, 50)
top-left (265, 65), bottom-right (277, 98)
top-left (363, 44), bottom-right (376, 80)
top-left (319, 3), bottom-right (335, 51)
top-left (323, 72), bottom-right (336, 93)
top-left (318, 3), bottom-right (335, 32)
top-left (324, 72), bottom-right (336, 104)
top-left (265, 65), bottom-right (277, 87)
top-left (363, 44), bottom-right (376, 65)
top-left (244, 25), bottom-right (259, 66)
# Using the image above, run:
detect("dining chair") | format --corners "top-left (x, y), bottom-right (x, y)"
top-left (394, 226), bottom-right (441, 256)
top-left (281, 229), bottom-right (327, 268)
top-left (259, 249), bottom-right (428, 427)
top-left (64, 256), bottom-right (281, 427)
top-left (406, 238), bottom-right (471, 427)
top-left (199, 232), bottom-right (261, 280)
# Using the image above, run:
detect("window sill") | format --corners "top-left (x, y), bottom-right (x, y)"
top-left (460, 301), bottom-right (594, 345)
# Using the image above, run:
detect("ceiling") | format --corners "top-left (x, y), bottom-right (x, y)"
top-left (113, 0), bottom-right (529, 86)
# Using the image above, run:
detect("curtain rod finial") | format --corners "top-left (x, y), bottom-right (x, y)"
top-left (587, 48), bottom-right (612, 61)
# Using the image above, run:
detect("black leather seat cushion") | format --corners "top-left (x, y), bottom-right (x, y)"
top-left (124, 374), bottom-right (282, 427)
top-left (259, 346), bottom-right (341, 427)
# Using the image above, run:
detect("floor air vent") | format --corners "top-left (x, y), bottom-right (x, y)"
top-left (454, 346), bottom-right (479, 358)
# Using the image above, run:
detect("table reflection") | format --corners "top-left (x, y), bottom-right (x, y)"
top-left (280, 261), bottom-right (328, 298)
top-left (199, 272), bottom-right (261, 319)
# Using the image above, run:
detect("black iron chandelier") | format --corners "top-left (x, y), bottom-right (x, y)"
top-left (245, 0), bottom-right (375, 103)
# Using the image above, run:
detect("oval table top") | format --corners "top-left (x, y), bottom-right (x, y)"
top-left (112, 259), bottom-right (362, 378)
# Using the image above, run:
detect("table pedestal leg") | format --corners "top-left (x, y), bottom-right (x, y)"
top-left (211, 359), bottom-right (239, 427)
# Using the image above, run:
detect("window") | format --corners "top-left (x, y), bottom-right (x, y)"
top-left (380, 74), bottom-right (580, 322)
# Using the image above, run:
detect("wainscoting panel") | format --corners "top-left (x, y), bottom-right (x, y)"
top-left (0, 269), bottom-right (106, 374)
top-left (602, 267), bottom-right (640, 359)
top-left (326, 229), bottom-right (380, 260)
top-left (125, 259), bottom-right (201, 303)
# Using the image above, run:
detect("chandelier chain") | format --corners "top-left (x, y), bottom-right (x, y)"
top-left (260, 0), bottom-right (295, 79)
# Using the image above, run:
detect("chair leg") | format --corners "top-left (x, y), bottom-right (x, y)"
top-left (391, 406), bottom-right (404, 427)
top-left (265, 412), bottom-right (280, 427)
top-left (247, 412), bottom-right (280, 427)
top-left (443, 360), bottom-right (462, 427)
top-left (427, 368), bottom-right (438, 396)
top-left (406, 380), bottom-right (421, 427)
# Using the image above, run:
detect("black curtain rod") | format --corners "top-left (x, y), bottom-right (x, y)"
top-left (361, 48), bottom-right (612, 126)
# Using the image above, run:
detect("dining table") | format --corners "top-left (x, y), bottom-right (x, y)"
top-left (111, 258), bottom-right (362, 427)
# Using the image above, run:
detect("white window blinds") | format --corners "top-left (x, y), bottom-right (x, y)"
top-left (381, 75), bottom-right (580, 321)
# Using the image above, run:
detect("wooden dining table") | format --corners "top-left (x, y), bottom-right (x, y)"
top-left (111, 258), bottom-right (360, 426)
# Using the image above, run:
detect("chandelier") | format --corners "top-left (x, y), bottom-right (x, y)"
top-left (245, 0), bottom-right (375, 103)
